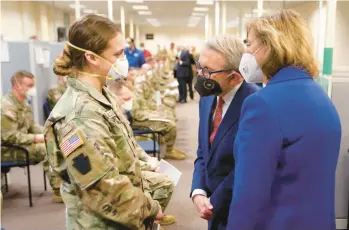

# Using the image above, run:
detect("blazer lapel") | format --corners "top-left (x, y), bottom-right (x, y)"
top-left (203, 96), bottom-right (216, 158)
top-left (209, 82), bottom-right (247, 161)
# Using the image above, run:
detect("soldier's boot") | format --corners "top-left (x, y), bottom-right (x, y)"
top-left (164, 148), bottom-right (186, 160)
top-left (160, 215), bottom-right (175, 226)
top-left (52, 189), bottom-right (63, 203)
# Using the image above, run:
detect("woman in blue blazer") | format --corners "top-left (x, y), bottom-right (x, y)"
top-left (227, 9), bottom-right (342, 230)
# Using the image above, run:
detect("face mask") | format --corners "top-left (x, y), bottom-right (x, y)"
top-left (194, 75), bottom-right (223, 97)
top-left (125, 43), bottom-right (130, 48)
top-left (63, 76), bottom-right (68, 83)
top-left (107, 57), bottom-right (129, 84)
top-left (135, 75), bottom-right (146, 84)
top-left (146, 70), bottom-right (153, 78)
top-left (67, 42), bottom-right (129, 85)
top-left (26, 88), bottom-right (37, 97)
top-left (122, 99), bottom-right (133, 111)
top-left (239, 47), bottom-right (264, 83)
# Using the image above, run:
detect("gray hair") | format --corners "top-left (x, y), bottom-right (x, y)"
top-left (206, 34), bottom-right (245, 70)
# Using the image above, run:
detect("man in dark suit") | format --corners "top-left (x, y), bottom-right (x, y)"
top-left (190, 35), bottom-right (259, 230)
top-left (187, 46), bottom-right (196, 100)
top-left (175, 46), bottom-right (190, 103)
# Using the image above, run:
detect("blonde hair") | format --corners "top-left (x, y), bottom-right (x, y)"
top-left (206, 34), bottom-right (245, 70)
top-left (53, 14), bottom-right (121, 76)
top-left (247, 9), bottom-right (319, 78)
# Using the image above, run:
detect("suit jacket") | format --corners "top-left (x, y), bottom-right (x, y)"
top-left (175, 51), bottom-right (190, 78)
top-left (227, 67), bottom-right (342, 230)
top-left (191, 81), bottom-right (260, 230)
top-left (188, 53), bottom-right (195, 79)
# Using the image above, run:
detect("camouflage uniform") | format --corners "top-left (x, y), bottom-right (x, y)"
top-left (44, 78), bottom-right (160, 230)
top-left (47, 84), bottom-right (67, 110)
top-left (1, 92), bottom-right (62, 198)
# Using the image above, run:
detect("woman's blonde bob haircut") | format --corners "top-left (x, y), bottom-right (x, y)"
top-left (246, 9), bottom-right (319, 79)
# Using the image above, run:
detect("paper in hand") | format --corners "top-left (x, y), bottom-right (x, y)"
top-left (157, 160), bottom-right (182, 186)
top-left (152, 223), bottom-right (160, 230)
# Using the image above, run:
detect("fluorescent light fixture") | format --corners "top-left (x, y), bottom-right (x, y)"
top-left (189, 16), bottom-right (201, 21)
top-left (69, 4), bottom-right (86, 9)
top-left (194, 7), bottom-right (209, 12)
top-left (196, 0), bottom-right (214, 5)
top-left (83, 9), bottom-right (98, 14)
top-left (147, 18), bottom-right (160, 26)
top-left (138, 11), bottom-right (152, 15)
top-left (192, 12), bottom-right (205, 16)
top-left (125, 0), bottom-right (143, 2)
top-left (132, 5), bottom-right (149, 10)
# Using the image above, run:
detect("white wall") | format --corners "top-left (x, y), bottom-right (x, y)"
top-left (139, 26), bottom-right (205, 54)
top-left (289, 1), bottom-right (349, 73)
top-left (1, 1), bottom-right (66, 41)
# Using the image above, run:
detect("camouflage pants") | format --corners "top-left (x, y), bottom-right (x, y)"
top-left (142, 171), bottom-right (174, 211)
top-left (1, 143), bottom-right (61, 194)
top-left (133, 119), bottom-right (177, 155)
top-left (61, 183), bottom-right (151, 230)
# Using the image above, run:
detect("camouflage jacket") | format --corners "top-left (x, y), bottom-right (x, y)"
top-left (44, 78), bottom-right (159, 229)
top-left (1, 92), bottom-right (43, 145)
top-left (47, 84), bottom-right (67, 110)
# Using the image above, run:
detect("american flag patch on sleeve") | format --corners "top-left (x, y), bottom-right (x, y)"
top-left (60, 132), bottom-right (84, 157)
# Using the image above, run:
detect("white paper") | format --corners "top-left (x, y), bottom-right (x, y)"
top-left (169, 80), bottom-right (179, 88)
top-left (1, 40), bottom-right (10, 62)
top-left (35, 47), bottom-right (44, 64)
top-left (43, 49), bottom-right (50, 68)
top-left (157, 160), bottom-right (182, 186)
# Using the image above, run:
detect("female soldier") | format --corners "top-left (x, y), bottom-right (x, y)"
top-left (44, 14), bottom-right (163, 229)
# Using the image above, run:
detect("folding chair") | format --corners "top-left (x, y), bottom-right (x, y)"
top-left (1, 144), bottom-right (47, 207)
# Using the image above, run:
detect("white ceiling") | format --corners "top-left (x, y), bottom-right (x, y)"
top-left (49, 0), bottom-right (305, 28)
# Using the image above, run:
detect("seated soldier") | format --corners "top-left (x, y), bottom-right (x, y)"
top-left (47, 75), bottom-right (67, 110)
top-left (1, 71), bottom-right (62, 203)
top-left (131, 70), bottom-right (186, 160)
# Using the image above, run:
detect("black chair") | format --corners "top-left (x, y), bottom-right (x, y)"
top-left (126, 111), bottom-right (162, 160)
top-left (1, 144), bottom-right (47, 207)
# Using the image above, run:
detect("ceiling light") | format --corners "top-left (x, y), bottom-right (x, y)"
top-left (83, 9), bottom-right (98, 14)
top-left (132, 5), bottom-right (149, 10)
top-left (192, 12), bottom-right (205, 16)
top-left (194, 7), bottom-right (209, 12)
top-left (125, 0), bottom-right (144, 3)
top-left (69, 4), bottom-right (86, 9)
top-left (138, 11), bottom-right (152, 15)
top-left (244, 13), bottom-right (252, 18)
top-left (196, 0), bottom-right (214, 5)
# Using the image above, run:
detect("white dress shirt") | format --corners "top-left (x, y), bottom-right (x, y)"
top-left (192, 82), bottom-right (243, 200)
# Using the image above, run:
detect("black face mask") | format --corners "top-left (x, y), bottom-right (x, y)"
top-left (194, 75), bottom-right (223, 97)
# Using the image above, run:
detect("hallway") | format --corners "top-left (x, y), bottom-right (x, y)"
top-left (1, 99), bottom-right (207, 230)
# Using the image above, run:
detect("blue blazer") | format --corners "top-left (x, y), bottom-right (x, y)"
top-left (175, 51), bottom-right (190, 78)
top-left (191, 81), bottom-right (260, 230)
top-left (227, 67), bottom-right (342, 230)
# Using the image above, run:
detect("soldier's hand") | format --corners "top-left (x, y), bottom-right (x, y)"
top-left (155, 206), bottom-right (164, 220)
top-left (34, 134), bottom-right (45, 143)
top-left (148, 157), bottom-right (160, 172)
top-left (193, 195), bottom-right (213, 220)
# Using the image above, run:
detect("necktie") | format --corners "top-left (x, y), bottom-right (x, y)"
top-left (210, 97), bottom-right (224, 144)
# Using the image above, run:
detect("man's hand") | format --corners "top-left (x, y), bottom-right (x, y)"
top-left (34, 134), bottom-right (45, 143)
top-left (155, 206), bottom-right (164, 220)
top-left (193, 195), bottom-right (213, 220)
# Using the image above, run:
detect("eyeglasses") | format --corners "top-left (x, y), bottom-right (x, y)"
top-left (195, 61), bottom-right (232, 78)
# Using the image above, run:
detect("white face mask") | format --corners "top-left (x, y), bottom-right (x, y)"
top-left (146, 70), bottom-right (153, 78)
top-left (125, 43), bottom-right (130, 48)
top-left (26, 88), bottom-right (37, 97)
top-left (106, 57), bottom-right (129, 85)
top-left (239, 47), bottom-right (264, 83)
top-left (122, 99), bottom-right (133, 111)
